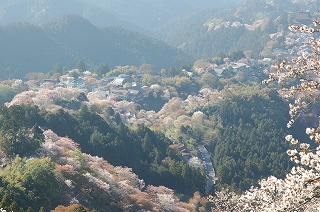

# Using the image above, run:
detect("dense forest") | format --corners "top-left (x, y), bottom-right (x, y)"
top-left (207, 88), bottom-right (294, 191)
top-left (0, 103), bottom-right (207, 211)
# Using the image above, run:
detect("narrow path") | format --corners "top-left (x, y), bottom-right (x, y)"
top-left (198, 145), bottom-right (216, 193)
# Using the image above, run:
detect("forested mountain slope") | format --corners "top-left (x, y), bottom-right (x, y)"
top-left (0, 22), bottom-right (74, 79)
top-left (0, 103), bottom-right (206, 211)
top-left (0, 15), bottom-right (189, 79)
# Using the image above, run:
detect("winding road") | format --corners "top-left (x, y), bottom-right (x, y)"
top-left (198, 145), bottom-right (216, 193)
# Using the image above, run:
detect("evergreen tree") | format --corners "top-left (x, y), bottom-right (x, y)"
top-left (76, 60), bottom-right (87, 72)
top-left (0, 193), bottom-right (11, 210)
top-left (9, 201), bottom-right (19, 212)
top-left (95, 62), bottom-right (110, 76)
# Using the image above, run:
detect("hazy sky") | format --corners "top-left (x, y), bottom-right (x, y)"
top-left (0, 0), bottom-right (244, 30)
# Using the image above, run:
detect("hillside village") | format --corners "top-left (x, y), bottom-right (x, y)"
top-left (28, 58), bottom-right (268, 110)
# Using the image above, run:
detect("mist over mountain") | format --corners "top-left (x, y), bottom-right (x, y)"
top-left (0, 0), bottom-right (244, 32)
top-left (0, 15), bottom-right (189, 79)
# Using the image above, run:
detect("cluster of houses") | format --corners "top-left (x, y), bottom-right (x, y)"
top-left (195, 59), bottom-right (271, 84)
top-left (208, 61), bottom-right (251, 77)
top-left (38, 58), bottom-right (269, 104)
top-left (38, 71), bottom-right (155, 104)
top-left (91, 74), bottom-right (146, 102)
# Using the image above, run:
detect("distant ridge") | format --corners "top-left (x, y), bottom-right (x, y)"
top-left (0, 0), bottom-right (244, 31)
top-left (0, 15), bottom-right (189, 79)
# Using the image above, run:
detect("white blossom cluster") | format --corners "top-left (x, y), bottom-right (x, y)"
top-left (208, 189), bottom-right (241, 211)
top-left (6, 87), bottom-right (86, 112)
top-left (83, 172), bottom-right (111, 191)
top-left (239, 167), bottom-right (320, 211)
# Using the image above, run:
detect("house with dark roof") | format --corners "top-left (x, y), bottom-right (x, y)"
top-left (212, 68), bottom-right (225, 77)
top-left (128, 89), bottom-right (143, 101)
